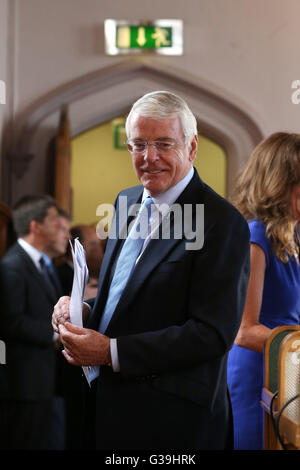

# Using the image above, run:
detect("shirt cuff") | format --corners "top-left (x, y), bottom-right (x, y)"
top-left (110, 338), bottom-right (120, 372)
top-left (53, 331), bottom-right (59, 342)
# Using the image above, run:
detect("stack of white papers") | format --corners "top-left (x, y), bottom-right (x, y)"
top-left (69, 238), bottom-right (90, 385)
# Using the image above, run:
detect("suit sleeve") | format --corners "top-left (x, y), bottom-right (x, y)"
top-left (0, 264), bottom-right (54, 346)
top-left (116, 209), bottom-right (250, 378)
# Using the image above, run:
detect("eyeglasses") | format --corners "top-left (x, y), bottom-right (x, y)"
top-left (126, 140), bottom-right (179, 155)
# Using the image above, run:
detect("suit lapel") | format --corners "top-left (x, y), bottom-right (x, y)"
top-left (89, 170), bottom-right (206, 332)
top-left (49, 268), bottom-right (63, 299)
top-left (88, 186), bottom-right (144, 329)
top-left (15, 244), bottom-right (59, 304)
top-left (105, 170), bottom-right (205, 333)
top-left (106, 227), bottom-right (182, 331)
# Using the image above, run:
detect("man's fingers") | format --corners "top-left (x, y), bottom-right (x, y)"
top-left (52, 315), bottom-right (61, 333)
top-left (62, 348), bottom-right (78, 365)
top-left (63, 346), bottom-right (74, 358)
top-left (52, 316), bottom-right (57, 331)
top-left (55, 295), bottom-right (70, 308)
top-left (59, 324), bottom-right (75, 345)
top-left (52, 296), bottom-right (71, 334)
top-left (64, 322), bottom-right (86, 335)
top-left (59, 323), bottom-right (86, 350)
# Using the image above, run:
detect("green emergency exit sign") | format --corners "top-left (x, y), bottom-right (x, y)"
top-left (113, 120), bottom-right (127, 150)
top-left (116, 25), bottom-right (172, 50)
top-left (105, 19), bottom-right (183, 56)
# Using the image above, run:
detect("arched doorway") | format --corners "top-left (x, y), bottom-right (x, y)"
top-left (70, 118), bottom-right (227, 225)
top-left (6, 60), bottom-right (264, 206)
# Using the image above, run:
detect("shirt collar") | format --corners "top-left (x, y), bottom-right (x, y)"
top-left (18, 238), bottom-right (42, 271)
top-left (142, 166), bottom-right (194, 215)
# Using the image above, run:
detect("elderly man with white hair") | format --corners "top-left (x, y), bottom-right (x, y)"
top-left (52, 91), bottom-right (250, 450)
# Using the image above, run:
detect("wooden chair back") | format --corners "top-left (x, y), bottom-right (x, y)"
top-left (277, 331), bottom-right (300, 449)
top-left (261, 325), bottom-right (300, 449)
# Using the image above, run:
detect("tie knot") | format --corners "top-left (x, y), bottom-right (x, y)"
top-left (40, 254), bottom-right (54, 274)
top-left (139, 196), bottom-right (153, 222)
top-left (143, 196), bottom-right (153, 207)
top-left (141, 196), bottom-right (153, 216)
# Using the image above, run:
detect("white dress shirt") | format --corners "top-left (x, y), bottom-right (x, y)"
top-left (17, 238), bottom-right (43, 271)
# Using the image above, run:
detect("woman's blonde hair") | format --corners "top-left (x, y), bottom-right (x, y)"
top-left (232, 132), bottom-right (300, 262)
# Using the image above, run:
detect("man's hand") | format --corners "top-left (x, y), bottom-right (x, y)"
top-left (59, 322), bottom-right (111, 367)
top-left (52, 296), bottom-right (71, 333)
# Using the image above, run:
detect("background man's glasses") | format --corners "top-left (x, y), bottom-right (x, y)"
top-left (126, 140), bottom-right (179, 154)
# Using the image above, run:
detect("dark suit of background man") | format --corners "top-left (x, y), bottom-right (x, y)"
top-left (56, 223), bottom-right (104, 449)
top-left (0, 195), bottom-right (61, 450)
top-left (53, 91), bottom-right (250, 450)
top-left (43, 207), bottom-right (71, 450)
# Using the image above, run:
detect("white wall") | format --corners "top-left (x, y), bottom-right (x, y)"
top-left (2, 0), bottom-right (300, 202)
top-left (13, 0), bottom-right (300, 134)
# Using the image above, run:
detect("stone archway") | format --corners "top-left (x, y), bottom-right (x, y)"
top-left (7, 59), bottom-right (264, 203)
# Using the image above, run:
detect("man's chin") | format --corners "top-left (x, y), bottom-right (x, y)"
top-left (140, 174), bottom-right (166, 192)
top-left (141, 180), bottom-right (165, 196)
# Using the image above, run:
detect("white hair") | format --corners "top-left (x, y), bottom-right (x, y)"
top-left (125, 91), bottom-right (197, 145)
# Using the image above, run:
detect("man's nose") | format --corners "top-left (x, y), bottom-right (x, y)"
top-left (143, 143), bottom-right (159, 162)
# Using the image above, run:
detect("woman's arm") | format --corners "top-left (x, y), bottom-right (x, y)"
top-left (234, 243), bottom-right (271, 353)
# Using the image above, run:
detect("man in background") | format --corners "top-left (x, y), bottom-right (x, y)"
top-left (0, 195), bottom-right (61, 450)
top-left (42, 207), bottom-right (71, 300)
top-left (41, 207), bottom-right (71, 450)
top-left (55, 222), bottom-right (104, 449)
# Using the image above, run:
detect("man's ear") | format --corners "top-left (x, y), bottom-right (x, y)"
top-left (29, 220), bottom-right (41, 235)
top-left (189, 135), bottom-right (198, 163)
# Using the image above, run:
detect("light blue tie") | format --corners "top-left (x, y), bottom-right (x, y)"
top-left (89, 196), bottom-right (153, 381)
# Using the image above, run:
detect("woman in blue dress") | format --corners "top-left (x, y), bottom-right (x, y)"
top-left (227, 132), bottom-right (300, 450)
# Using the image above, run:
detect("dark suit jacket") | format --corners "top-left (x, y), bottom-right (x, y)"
top-left (87, 169), bottom-right (250, 449)
top-left (0, 243), bottom-right (59, 401)
top-left (56, 261), bottom-right (74, 296)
